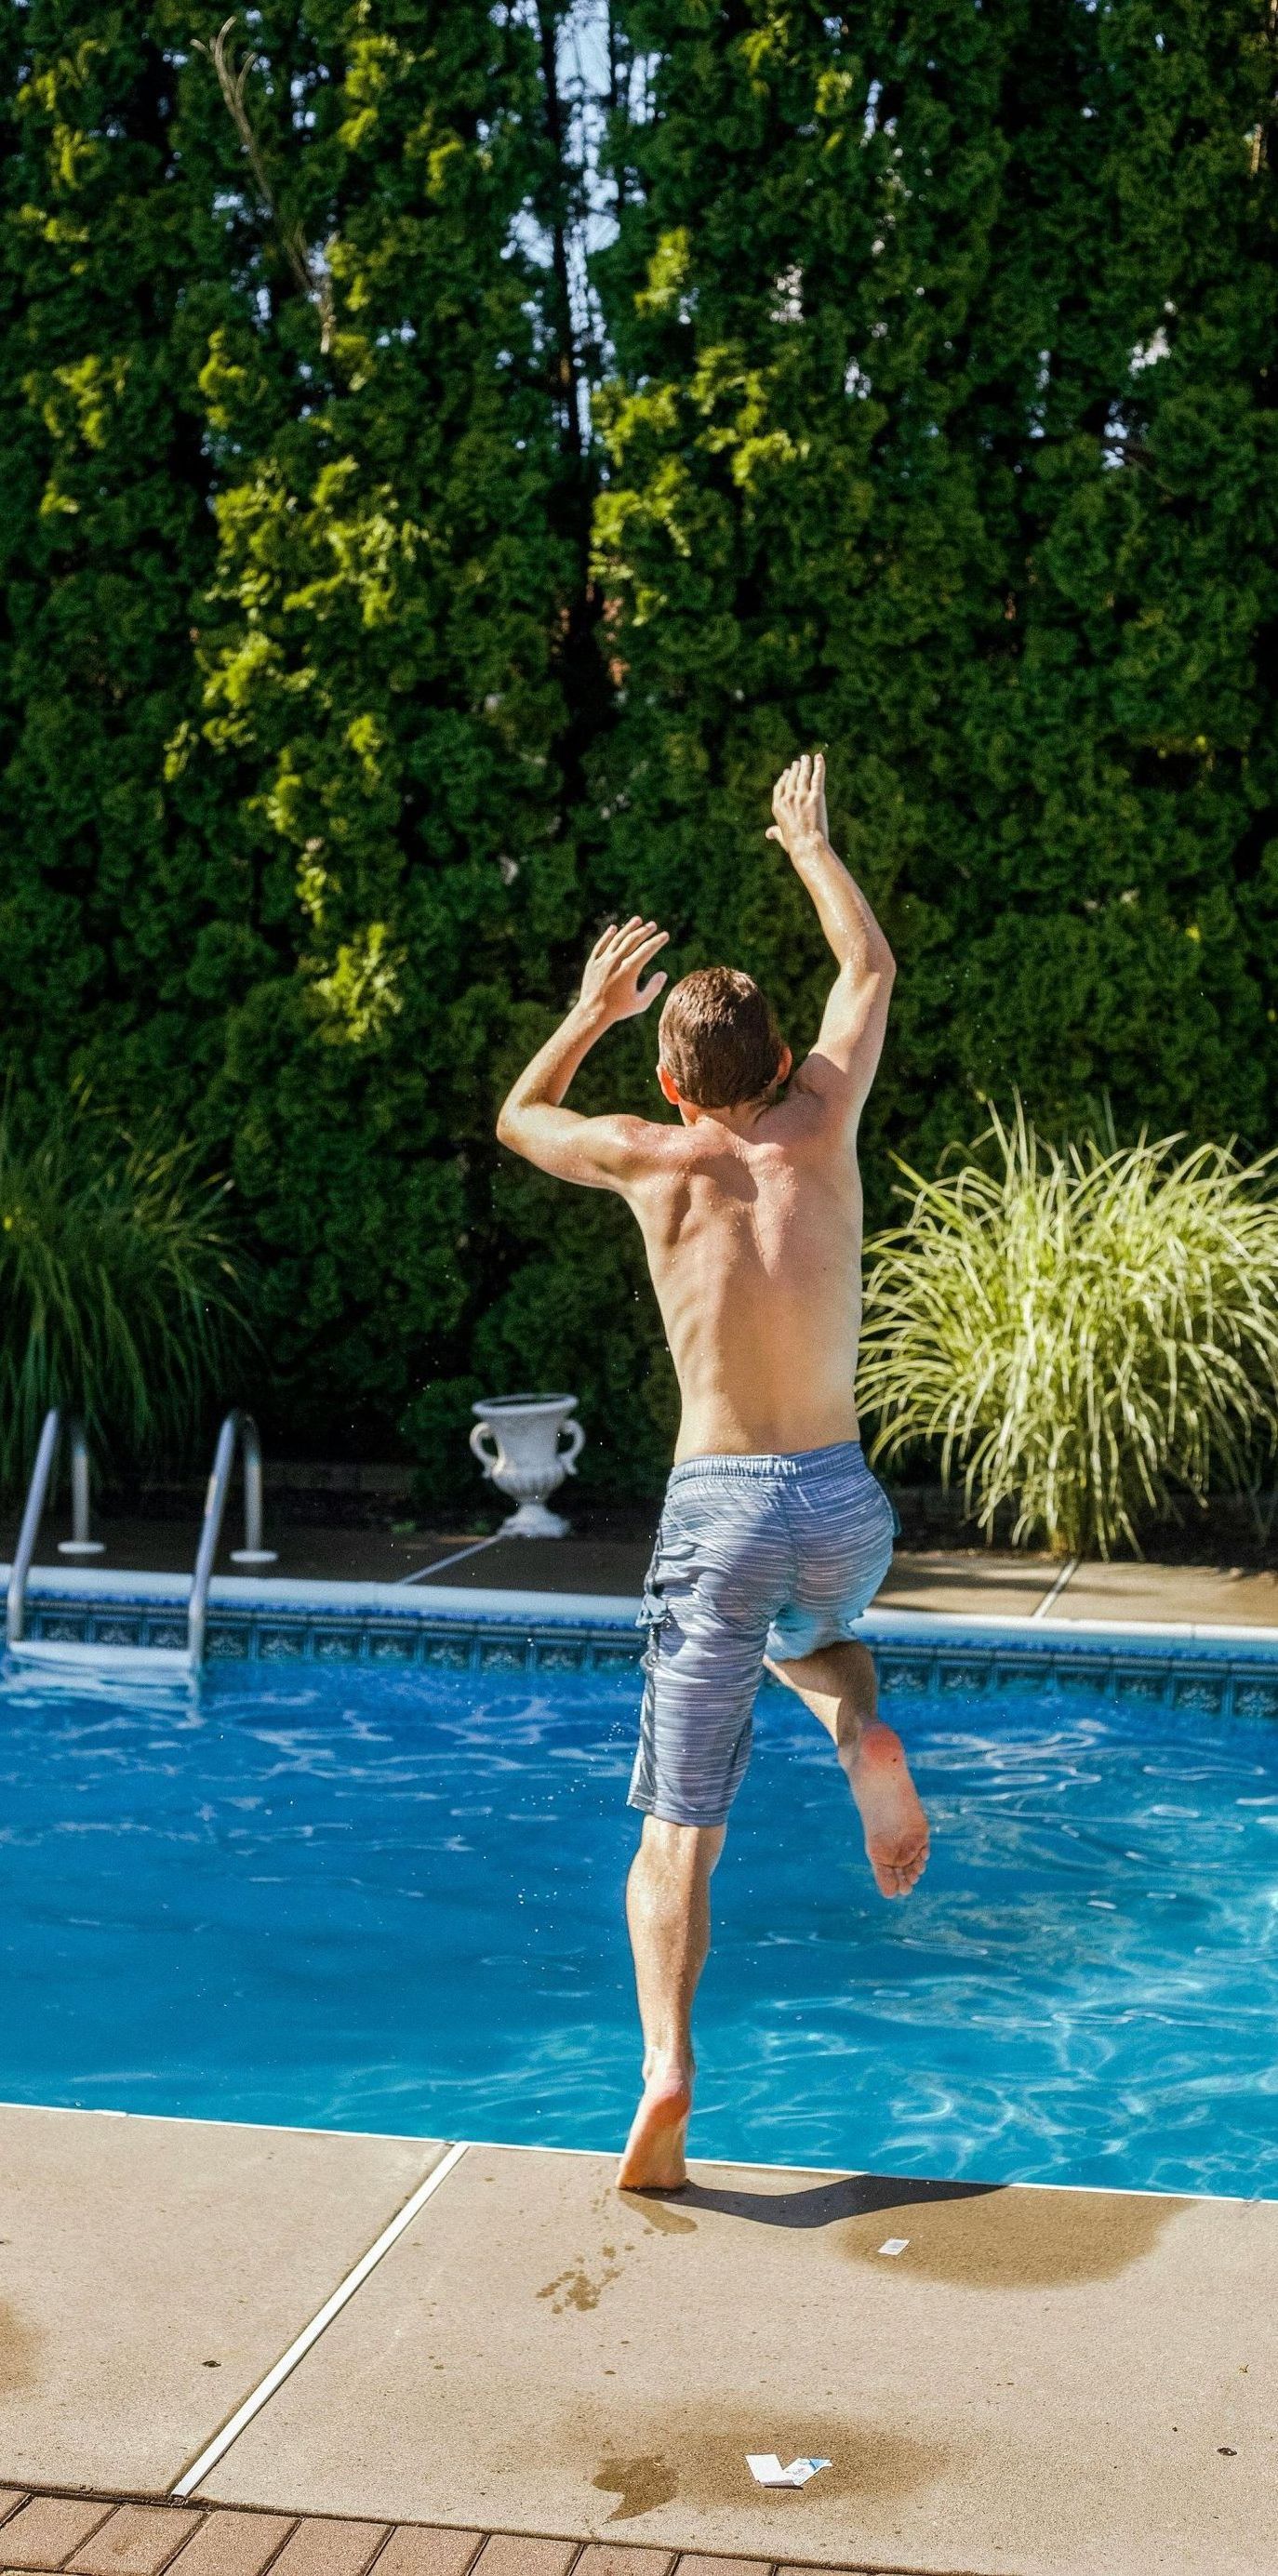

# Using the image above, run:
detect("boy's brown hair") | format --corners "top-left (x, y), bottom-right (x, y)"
top-left (659, 967), bottom-right (785, 1109)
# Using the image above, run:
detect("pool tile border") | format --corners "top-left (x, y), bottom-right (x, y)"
top-left (2, 1565), bottom-right (1276, 1717)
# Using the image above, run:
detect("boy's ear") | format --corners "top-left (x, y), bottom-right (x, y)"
top-left (657, 1061), bottom-right (681, 1105)
top-left (776, 1042), bottom-right (792, 1085)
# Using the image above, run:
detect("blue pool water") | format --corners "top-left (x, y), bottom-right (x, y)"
top-left (1, 1653), bottom-right (1275, 2198)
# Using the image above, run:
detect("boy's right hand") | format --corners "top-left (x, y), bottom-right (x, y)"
top-left (766, 751), bottom-right (829, 858)
top-left (578, 916), bottom-right (670, 1027)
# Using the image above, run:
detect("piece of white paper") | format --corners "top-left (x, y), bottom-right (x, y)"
top-left (878, 2236), bottom-right (910, 2255)
top-left (746, 2454), bottom-right (832, 2489)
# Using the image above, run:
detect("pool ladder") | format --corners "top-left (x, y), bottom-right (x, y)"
top-left (6, 1407), bottom-right (277, 1672)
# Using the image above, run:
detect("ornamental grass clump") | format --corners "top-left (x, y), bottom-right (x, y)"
top-left (858, 1105), bottom-right (1278, 1559)
top-left (0, 1101), bottom-right (247, 1500)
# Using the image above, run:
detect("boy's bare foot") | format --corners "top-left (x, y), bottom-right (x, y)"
top-left (617, 2061), bottom-right (693, 2191)
top-left (845, 1720), bottom-right (930, 1898)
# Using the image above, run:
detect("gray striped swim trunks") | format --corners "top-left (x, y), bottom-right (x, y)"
top-left (629, 1440), bottom-right (895, 1830)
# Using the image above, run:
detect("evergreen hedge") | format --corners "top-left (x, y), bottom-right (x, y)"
top-left (2, 4), bottom-right (1275, 1505)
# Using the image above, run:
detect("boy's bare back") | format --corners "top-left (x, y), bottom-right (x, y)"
top-left (617, 1071), bottom-right (866, 1462)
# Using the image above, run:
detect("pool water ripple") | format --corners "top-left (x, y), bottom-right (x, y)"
top-left (1, 1657), bottom-right (1275, 2198)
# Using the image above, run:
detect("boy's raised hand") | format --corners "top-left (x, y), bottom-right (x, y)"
top-left (766, 751), bottom-right (829, 857)
top-left (579, 916), bottom-right (670, 1025)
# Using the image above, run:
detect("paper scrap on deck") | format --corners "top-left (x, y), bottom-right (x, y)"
top-left (878, 2237), bottom-right (910, 2255)
top-left (746, 2454), bottom-right (832, 2488)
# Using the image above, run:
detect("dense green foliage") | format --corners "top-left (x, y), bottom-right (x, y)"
top-left (2, 4), bottom-right (1275, 1505)
top-left (859, 1106), bottom-right (1278, 1555)
top-left (591, 0), bottom-right (1278, 1169)
top-left (0, 1096), bottom-right (244, 1494)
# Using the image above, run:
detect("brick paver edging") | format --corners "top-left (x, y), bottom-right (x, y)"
top-left (0, 2482), bottom-right (961, 2576)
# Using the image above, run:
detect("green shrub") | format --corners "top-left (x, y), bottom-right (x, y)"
top-left (858, 1105), bottom-right (1278, 1558)
top-left (0, 1099), bottom-right (246, 1499)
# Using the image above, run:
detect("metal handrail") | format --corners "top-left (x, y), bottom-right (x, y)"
top-left (188, 1409), bottom-right (277, 1666)
top-left (60, 1419), bottom-right (105, 1560)
top-left (7, 1410), bottom-right (100, 1648)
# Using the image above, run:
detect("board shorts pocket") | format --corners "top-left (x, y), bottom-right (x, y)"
top-left (635, 1520), bottom-right (673, 1660)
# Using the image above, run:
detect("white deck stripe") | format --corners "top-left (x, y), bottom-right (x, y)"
top-left (1030, 1556), bottom-right (1079, 1620)
top-left (395, 1534), bottom-right (503, 1584)
top-left (170, 2137), bottom-right (470, 2497)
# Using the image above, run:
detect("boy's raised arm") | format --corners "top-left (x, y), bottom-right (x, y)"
top-left (766, 752), bottom-right (896, 1112)
top-left (496, 916), bottom-right (670, 1190)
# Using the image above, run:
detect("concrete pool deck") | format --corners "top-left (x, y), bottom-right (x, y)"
top-left (3, 1510), bottom-right (1276, 1631)
top-left (0, 2108), bottom-right (1271, 2575)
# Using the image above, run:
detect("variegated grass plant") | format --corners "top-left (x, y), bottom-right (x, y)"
top-left (0, 1098), bottom-right (247, 1499)
top-left (858, 1104), bottom-right (1278, 1558)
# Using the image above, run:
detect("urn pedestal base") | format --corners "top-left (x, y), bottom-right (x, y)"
top-left (500, 1498), bottom-right (572, 1540)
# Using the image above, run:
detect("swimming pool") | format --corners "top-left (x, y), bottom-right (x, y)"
top-left (2, 1649), bottom-right (1275, 2199)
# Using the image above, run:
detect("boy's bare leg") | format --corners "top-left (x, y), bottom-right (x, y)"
top-left (766, 1640), bottom-right (930, 1897)
top-left (618, 1815), bottom-right (726, 2190)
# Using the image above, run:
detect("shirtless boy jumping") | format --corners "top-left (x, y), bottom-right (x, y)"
top-left (497, 754), bottom-right (930, 2190)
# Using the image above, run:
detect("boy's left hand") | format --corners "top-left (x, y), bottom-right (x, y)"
top-left (767, 751), bottom-right (829, 858)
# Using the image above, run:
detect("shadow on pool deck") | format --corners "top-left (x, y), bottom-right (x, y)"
top-left (0, 2108), bottom-right (1271, 2575)
top-left (642, 2171), bottom-right (1189, 2291)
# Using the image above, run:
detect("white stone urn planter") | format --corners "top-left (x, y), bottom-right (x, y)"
top-left (469, 1392), bottom-right (584, 1538)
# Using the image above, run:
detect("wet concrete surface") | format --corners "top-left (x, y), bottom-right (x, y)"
top-left (201, 2142), bottom-right (1277, 2574)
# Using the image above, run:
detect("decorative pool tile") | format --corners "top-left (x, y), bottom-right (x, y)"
top-left (940, 1660), bottom-right (992, 1692)
top-left (539, 1642), bottom-right (588, 1671)
top-left (1114, 1668), bottom-right (1165, 1703)
top-left (206, 1627), bottom-right (248, 1659)
top-left (1172, 1676), bottom-right (1225, 1716)
top-left (479, 1638), bottom-right (531, 1672)
top-left (313, 1627), bottom-right (363, 1662)
top-left (258, 1627), bottom-right (309, 1660)
top-left (1233, 1682), bottom-right (1278, 1720)
top-left (879, 1658), bottom-right (931, 1695)
top-left (423, 1636), bottom-right (473, 1669)
top-left (369, 1629), bottom-right (420, 1661)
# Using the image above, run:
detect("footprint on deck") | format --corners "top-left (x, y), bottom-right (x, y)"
top-left (631, 2197), bottom-right (697, 2237)
top-left (538, 2256), bottom-right (623, 2314)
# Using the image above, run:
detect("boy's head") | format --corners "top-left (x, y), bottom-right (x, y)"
top-left (658, 966), bottom-right (790, 1112)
